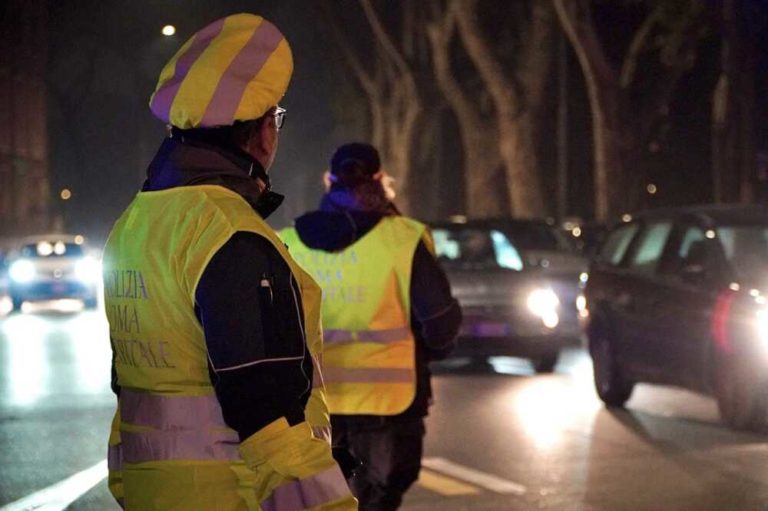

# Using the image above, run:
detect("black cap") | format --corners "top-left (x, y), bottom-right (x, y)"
top-left (330, 143), bottom-right (381, 176)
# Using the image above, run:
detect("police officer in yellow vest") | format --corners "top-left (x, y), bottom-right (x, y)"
top-left (102, 14), bottom-right (356, 511)
top-left (280, 143), bottom-right (462, 510)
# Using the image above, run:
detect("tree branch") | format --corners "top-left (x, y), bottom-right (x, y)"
top-left (316, 1), bottom-right (376, 97)
top-left (359, 0), bottom-right (411, 76)
top-left (619, 7), bottom-right (663, 89)
top-left (454, 0), bottom-right (520, 116)
top-left (636, 5), bottom-right (704, 135)
top-left (553, 0), bottom-right (618, 88)
top-left (519, 0), bottom-right (556, 115)
top-left (426, 1), bottom-right (480, 128)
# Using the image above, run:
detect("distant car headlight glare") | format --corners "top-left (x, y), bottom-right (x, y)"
top-left (75, 257), bottom-right (101, 283)
top-left (756, 309), bottom-right (768, 349)
top-left (576, 294), bottom-right (589, 318)
top-left (9, 260), bottom-right (35, 283)
top-left (527, 288), bottom-right (560, 329)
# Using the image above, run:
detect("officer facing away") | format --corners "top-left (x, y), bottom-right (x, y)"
top-left (280, 143), bottom-right (462, 510)
top-left (102, 14), bottom-right (356, 511)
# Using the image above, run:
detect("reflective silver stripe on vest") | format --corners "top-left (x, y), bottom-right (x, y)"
top-left (311, 354), bottom-right (324, 389)
top-left (323, 326), bottom-right (410, 345)
top-left (108, 444), bottom-right (123, 471)
top-left (119, 390), bottom-right (240, 463)
top-left (261, 465), bottom-right (351, 511)
top-left (120, 390), bottom-right (228, 429)
top-left (121, 428), bottom-right (240, 463)
top-left (312, 425), bottom-right (331, 443)
top-left (322, 367), bottom-right (414, 384)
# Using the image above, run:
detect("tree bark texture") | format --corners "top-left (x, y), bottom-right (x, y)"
top-left (455, 0), bottom-right (552, 218)
top-left (427, 1), bottom-right (506, 218)
top-left (554, 0), bottom-right (702, 221)
top-left (320, 0), bottom-right (424, 214)
top-left (554, 0), bottom-right (626, 220)
top-left (711, 0), bottom-right (757, 204)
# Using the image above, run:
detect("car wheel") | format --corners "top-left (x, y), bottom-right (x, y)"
top-left (715, 354), bottom-right (767, 432)
top-left (532, 353), bottom-right (558, 374)
top-left (590, 331), bottom-right (634, 407)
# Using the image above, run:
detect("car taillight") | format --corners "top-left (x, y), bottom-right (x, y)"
top-left (711, 290), bottom-right (736, 354)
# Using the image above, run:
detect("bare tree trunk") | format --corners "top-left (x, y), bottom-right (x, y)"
top-left (426, 2), bottom-right (506, 218)
top-left (318, 1), bottom-right (424, 214)
top-left (712, 73), bottom-right (728, 203)
top-left (499, 114), bottom-right (544, 218)
top-left (556, 0), bottom-right (623, 220)
top-left (588, 83), bottom-right (633, 219)
top-left (555, 0), bottom-right (701, 221)
top-left (712, 0), bottom-right (757, 204)
top-left (455, 0), bottom-right (551, 218)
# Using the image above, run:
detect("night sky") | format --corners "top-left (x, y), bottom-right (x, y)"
top-left (47, 0), bottom-right (363, 242)
top-left (45, 1), bottom-right (768, 244)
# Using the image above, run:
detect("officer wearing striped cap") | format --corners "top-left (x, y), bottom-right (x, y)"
top-left (102, 13), bottom-right (356, 510)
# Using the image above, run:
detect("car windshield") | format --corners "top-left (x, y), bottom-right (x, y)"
top-left (716, 224), bottom-right (768, 283)
top-left (503, 223), bottom-right (573, 252)
top-left (20, 241), bottom-right (85, 258)
top-left (433, 228), bottom-right (523, 271)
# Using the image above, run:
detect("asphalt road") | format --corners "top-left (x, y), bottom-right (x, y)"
top-left (1, 302), bottom-right (768, 510)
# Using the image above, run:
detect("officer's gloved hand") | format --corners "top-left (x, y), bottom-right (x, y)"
top-left (332, 447), bottom-right (362, 479)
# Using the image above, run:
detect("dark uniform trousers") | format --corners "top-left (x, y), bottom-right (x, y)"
top-left (331, 415), bottom-right (426, 511)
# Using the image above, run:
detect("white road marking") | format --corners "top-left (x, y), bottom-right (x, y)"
top-left (0, 460), bottom-right (108, 511)
top-left (417, 469), bottom-right (481, 495)
top-left (422, 457), bottom-right (527, 495)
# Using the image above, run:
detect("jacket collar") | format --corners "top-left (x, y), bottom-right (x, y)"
top-left (143, 137), bottom-right (267, 212)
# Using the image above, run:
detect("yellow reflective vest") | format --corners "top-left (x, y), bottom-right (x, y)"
top-left (280, 216), bottom-right (427, 416)
top-left (103, 185), bottom-right (355, 511)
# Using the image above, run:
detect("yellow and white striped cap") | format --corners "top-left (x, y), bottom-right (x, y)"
top-left (149, 14), bottom-right (293, 129)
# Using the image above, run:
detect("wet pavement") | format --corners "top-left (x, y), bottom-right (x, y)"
top-left (1, 304), bottom-right (767, 510)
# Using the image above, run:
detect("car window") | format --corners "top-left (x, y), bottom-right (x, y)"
top-left (490, 230), bottom-right (523, 270)
top-left (657, 225), bottom-right (708, 276)
top-left (678, 227), bottom-right (706, 259)
top-left (504, 223), bottom-right (572, 252)
top-left (433, 228), bottom-right (523, 271)
top-left (716, 225), bottom-right (768, 282)
top-left (627, 222), bottom-right (673, 274)
top-left (598, 223), bottom-right (640, 265)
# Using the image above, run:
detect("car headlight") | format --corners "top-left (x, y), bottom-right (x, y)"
top-left (576, 294), bottom-right (589, 318)
top-left (756, 309), bottom-right (768, 349)
top-left (9, 260), bottom-right (35, 283)
top-left (75, 257), bottom-right (102, 283)
top-left (527, 288), bottom-right (560, 329)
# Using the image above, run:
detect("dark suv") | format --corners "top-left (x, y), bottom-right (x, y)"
top-left (583, 205), bottom-right (768, 431)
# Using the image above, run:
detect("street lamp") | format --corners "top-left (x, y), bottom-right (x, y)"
top-left (60, 188), bottom-right (72, 200)
top-left (162, 25), bottom-right (176, 37)
top-left (646, 183), bottom-right (658, 195)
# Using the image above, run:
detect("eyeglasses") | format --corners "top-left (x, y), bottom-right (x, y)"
top-left (273, 106), bottom-right (286, 130)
